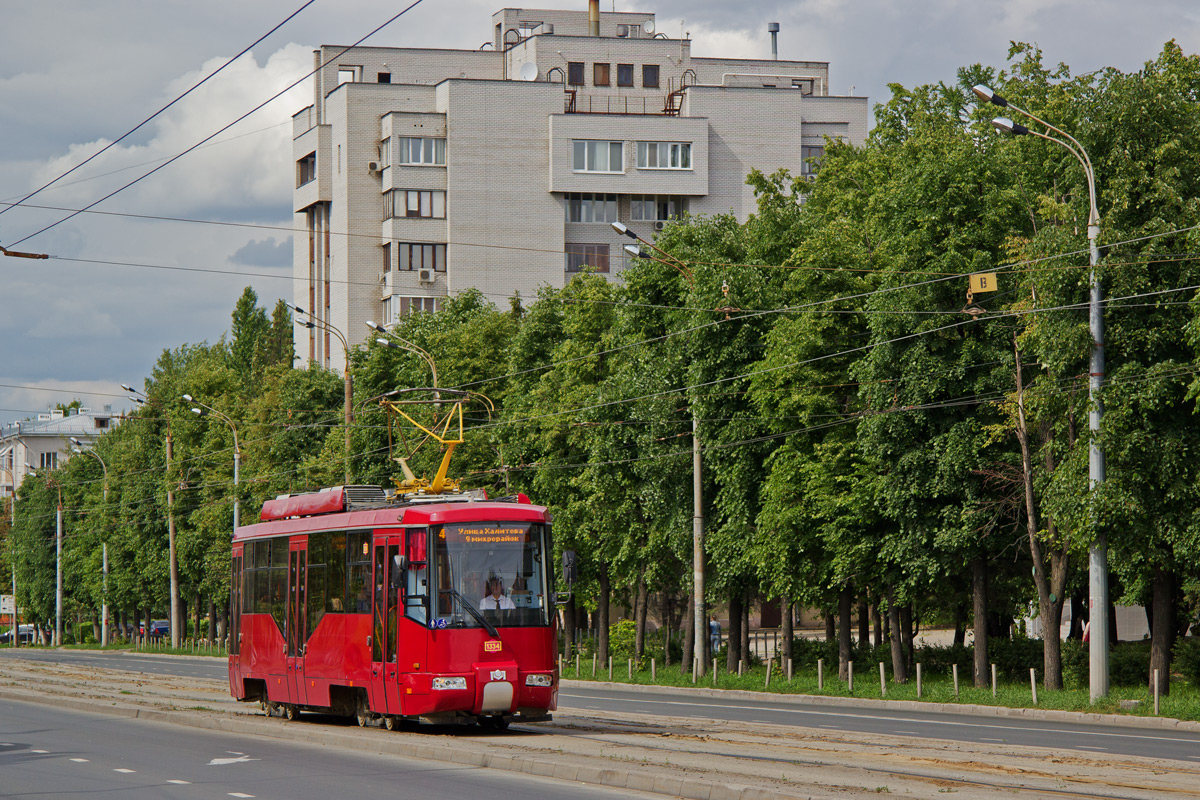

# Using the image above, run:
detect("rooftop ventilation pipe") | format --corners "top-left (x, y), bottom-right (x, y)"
top-left (768, 22), bottom-right (780, 60)
top-left (588, 0), bottom-right (600, 36)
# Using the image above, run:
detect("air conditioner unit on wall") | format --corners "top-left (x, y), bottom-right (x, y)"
top-left (418, 268), bottom-right (434, 283)
top-left (367, 161), bottom-right (381, 172)
top-left (653, 220), bottom-right (666, 231)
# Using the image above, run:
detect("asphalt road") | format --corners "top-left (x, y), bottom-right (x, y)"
top-left (0, 698), bottom-right (654, 800)
top-left (6, 647), bottom-right (1200, 764)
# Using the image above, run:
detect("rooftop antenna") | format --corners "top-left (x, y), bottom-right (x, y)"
top-left (768, 22), bottom-right (780, 60)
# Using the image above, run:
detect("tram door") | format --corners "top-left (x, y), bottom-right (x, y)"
top-left (286, 538), bottom-right (308, 705)
top-left (370, 536), bottom-right (402, 715)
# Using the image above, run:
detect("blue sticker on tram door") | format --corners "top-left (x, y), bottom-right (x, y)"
top-left (433, 618), bottom-right (448, 629)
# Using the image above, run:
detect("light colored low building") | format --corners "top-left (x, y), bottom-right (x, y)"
top-left (293, 5), bottom-right (869, 370)
top-left (0, 407), bottom-right (118, 496)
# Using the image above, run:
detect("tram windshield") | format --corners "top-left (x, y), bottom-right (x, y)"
top-left (433, 522), bottom-right (550, 628)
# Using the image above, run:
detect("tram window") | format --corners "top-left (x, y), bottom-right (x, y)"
top-left (327, 532), bottom-right (346, 612)
top-left (241, 542), bottom-right (255, 613)
top-left (269, 538), bottom-right (288, 632)
top-left (254, 567), bottom-right (270, 614)
top-left (346, 531), bottom-right (372, 613)
top-left (308, 565), bottom-right (326, 631)
top-left (254, 539), bottom-right (270, 568)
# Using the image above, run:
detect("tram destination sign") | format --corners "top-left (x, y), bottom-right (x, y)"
top-left (443, 523), bottom-right (531, 545)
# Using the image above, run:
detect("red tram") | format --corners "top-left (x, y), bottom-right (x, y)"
top-left (228, 484), bottom-right (559, 728)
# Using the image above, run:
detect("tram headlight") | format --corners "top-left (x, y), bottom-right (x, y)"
top-left (432, 677), bottom-right (468, 691)
top-left (524, 673), bottom-right (553, 687)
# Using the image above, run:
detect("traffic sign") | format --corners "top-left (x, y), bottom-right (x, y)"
top-left (0, 595), bottom-right (13, 615)
top-left (969, 272), bottom-right (998, 293)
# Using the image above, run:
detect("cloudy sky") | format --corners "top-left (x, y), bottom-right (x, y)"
top-left (1, 0), bottom-right (1197, 422)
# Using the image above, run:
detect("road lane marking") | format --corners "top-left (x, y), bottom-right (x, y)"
top-left (980, 737), bottom-right (1004, 742)
top-left (208, 754), bottom-right (259, 766)
top-left (229, 794), bottom-right (256, 798)
top-left (563, 693), bottom-right (1200, 745)
top-left (31, 750), bottom-right (48, 754)
top-left (114, 768), bottom-right (136, 773)
top-left (69, 758), bottom-right (89, 762)
top-left (167, 779), bottom-right (191, 784)
top-left (1078, 746), bottom-right (1107, 751)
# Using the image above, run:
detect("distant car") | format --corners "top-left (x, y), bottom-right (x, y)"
top-left (0, 625), bottom-right (35, 644)
top-left (147, 620), bottom-right (170, 639)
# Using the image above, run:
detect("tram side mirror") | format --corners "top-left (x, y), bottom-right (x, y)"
top-left (562, 550), bottom-right (577, 586)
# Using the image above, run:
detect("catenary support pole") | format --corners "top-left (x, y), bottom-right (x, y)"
top-left (692, 416), bottom-right (705, 679)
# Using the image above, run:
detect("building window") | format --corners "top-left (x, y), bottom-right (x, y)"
top-left (636, 142), bottom-right (691, 170)
top-left (377, 72), bottom-right (391, 83)
top-left (398, 242), bottom-right (447, 272)
top-left (396, 137), bottom-right (446, 166)
top-left (337, 66), bottom-right (360, 84)
top-left (630, 195), bottom-right (687, 221)
top-left (642, 64), bottom-right (660, 88)
top-left (297, 152), bottom-right (316, 187)
top-left (594, 63), bottom-right (610, 86)
top-left (40, 451), bottom-right (58, 470)
top-left (568, 62), bottom-right (585, 86)
top-left (383, 242), bottom-right (392, 273)
top-left (386, 190), bottom-right (446, 219)
top-left (565, 193), bottom-right (618, 223)
top-left (572, 140), bottom-right (623, 173)
top-left (565, 243), bottom-right (610, 273)
top-left (379, 139), bottom-right (391, 168)
top-left (617, 63), bottom-right (634, 87)
top-left (384, 295), bottom-right (439, 322)
top-left (801, 144), bottom-right (825, 175)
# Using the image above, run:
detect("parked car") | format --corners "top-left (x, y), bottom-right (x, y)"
top-left (146, 620), bottom-right (170, 640)
top-left (0, 625), bottom-right (35, 644)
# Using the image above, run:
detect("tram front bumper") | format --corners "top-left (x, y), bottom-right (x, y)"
top-left (473, 661), bottom-right (518, 714)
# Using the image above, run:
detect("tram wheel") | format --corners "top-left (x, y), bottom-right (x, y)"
top-left (284, 704), bottom-right (298, 721)
top-left (355, 697), bottom-right (371, 728)
top-left (383, 715), bottom-right (397, 731)
top-left (263, 701), bottom-right (280, 718)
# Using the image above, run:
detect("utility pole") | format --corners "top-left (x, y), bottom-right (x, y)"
top-left (55, 489), bottom-right (62, 647)
top-left (692, 416), bottom-right (705, 679)
top-left (166, 433), bottom-right (181, 649)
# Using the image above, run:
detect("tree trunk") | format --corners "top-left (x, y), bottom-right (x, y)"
top-left (858, 600), bottom-right (870, 648)
top-left (837, 585), bottom-right (853, 680)
top-left (740, 591), bottom-right (751, 666)
top-left (91, 612), bottom-right (100, 644)
top-left (887, 592), bottom-right (908, 684)
top-left (972, 557), bottom-right (989, 688)
top-left (824, 609), bottom-right (836, 643)
top-left (207, 597), bottom-right (216, 644)
top-left (781, 594), bottom-right (793, 665)
top-left (563, 594), bottom-right (577, 658)
top-left (193, 594), bottom-right (202, 643)
top-left (1013, 339), bottom-right (1068, 689)
top-left (871, 604), bottom-right (882, 647)
top-left (1149, 566), bottom-right (1175, 698)
top-left (597, 565), bottom-right (611, 664)
top-left (901, 604), bottom-right (915, 673)
top-left (217, 604), bottom-right (227, 645)
top-left (726, 591), bottom-right (742, 671)
top-left (953, 600), bottom-right (967, 647)
top-left (680, 597), bottom-right (694, 675)
top-left (634, 574), bottom-right (648, 659)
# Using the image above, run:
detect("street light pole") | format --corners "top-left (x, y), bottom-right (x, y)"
top-left (71, 439), bottom-right (108, 646)
top-left (973, 84), bottom-right (1108, 700)
top-left (182, 396), bottom-right (240, 537)
top-left (294, 306), bottom-right (353, 484)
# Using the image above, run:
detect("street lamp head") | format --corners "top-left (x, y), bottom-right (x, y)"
top-left (129, 396), bottom-right (145, 406)
top-left (623, 243), bottom-right (644, 259)
top-left (365, 320), bottom-right (387, 333)
top-left (991, 117), bottom-right (1029, 136)
top-left (302, 321), bottom-right (316, 329)
top-left (611, 221), bottom-right (637, 239)
top-left (376, 338), bottom-right (394, 349)
top-left (69, 437), bottom-right (82, 446)
top-left (181, 394), bottom-right (194, 402)
top-left (190, 407), bottom-right (203, 417)
top-left (292, 304), bottom-right (306, 315)
top-left (972, 84), bottom-right (1008, 108)
top-left (120, 383), bottom-right (135, 393)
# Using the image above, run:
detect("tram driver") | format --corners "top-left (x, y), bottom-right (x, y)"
top-left (480, 576), bottom-right (515, 610)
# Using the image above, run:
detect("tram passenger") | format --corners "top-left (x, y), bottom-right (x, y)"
top-left (479, 576), bottom-right (515, 610)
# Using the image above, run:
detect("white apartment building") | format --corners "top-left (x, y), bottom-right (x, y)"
top-left (292, 4), bottom-right (869, 370)
top-left (0, 407), bottom-right (118, 497)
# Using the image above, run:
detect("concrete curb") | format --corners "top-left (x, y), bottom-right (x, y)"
top-left (562, 678), bottom-right (1200, 732)
top-left (0, 689), bottom-right (817, 800)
